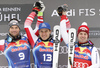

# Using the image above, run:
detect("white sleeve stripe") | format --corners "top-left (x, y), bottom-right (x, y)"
top-left (66, 19), bottom-right (69, 22)
top-left (38, 19), bottom-right (43, 21)
top-left (27, 17), bottom-right (33, 20)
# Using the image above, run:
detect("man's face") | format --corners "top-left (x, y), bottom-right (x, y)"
top-left (78, 32), bottom-right (88, 43)
top-left (39, 28), bottom-right (51, 40)
top-left (9, 25), bottom-right (20, 37)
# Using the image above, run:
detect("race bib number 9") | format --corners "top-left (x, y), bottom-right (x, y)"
top-left (18, 52), bottom-right (25, 60)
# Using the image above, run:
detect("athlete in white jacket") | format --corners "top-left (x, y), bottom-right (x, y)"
top-left (58, 4), bottom-right (100, 68)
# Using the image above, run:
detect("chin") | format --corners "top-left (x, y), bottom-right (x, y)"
top-left (81, 41), bottom-right (86, 43)
top-left (42, 38), bottom-right (48, 40)
top-left (12, 34), bottom-right (18, 37)
top-left (42, 39), bottom-right (47, 40)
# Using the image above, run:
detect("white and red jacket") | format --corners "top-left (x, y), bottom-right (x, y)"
top-left (24, 12), bottom-right (43, 48)
top-left (60, 15), bottom-right (71, 46)
top-left (60, 15), bottom-right (100, 68)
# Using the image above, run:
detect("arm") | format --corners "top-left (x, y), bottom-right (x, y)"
top-left (60, 15), bottom-right (71, 47)
top-left (57, 4), bottom-right (71, 46)
top-left (33, 12), bottom-right (43, 36)
top-left (24, 12), bottom-right (43, 36)
top-left (24, 12), bottom-right (38, 48)
top-left (24, 1), bottom-right (45, 48)
top-left (0, 39), bottom-right (5, 52)
top-left (87, 47), bottom-right (100, 68)
top-left (33, 1), bottom-right (45, 36)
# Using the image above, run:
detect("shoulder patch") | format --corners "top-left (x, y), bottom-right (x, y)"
top-left (88, 40), bottom-right (94, 46)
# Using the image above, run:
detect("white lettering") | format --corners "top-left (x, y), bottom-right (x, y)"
top-left (51, 10), bottom-right (59, 17)
top-left (0, 13), bottom-right (21, 21)
top-left (0, 12), bottom-right (3, 21)
top-left (90, 8), bottom-right (95, 16)
top-left (3, 7), bottom-right (21, 12)
top-left (4, 14), bottom-right (10, 21)
top-left (79, 8), bottom-right (95, 16)
top-left (66, 9), bottom-right (75, 16)
top-left (79, 9), bottom-right (84, 16)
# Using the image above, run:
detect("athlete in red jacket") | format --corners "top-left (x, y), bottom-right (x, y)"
top-left (58, 4), bottom-right (100, 68)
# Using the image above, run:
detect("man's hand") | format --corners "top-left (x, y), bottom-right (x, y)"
top-left (39, 1), bottom-right (45, 12)
top-left (57, 4), bottom-right (68, 16)
top-left (32, 1), bottom-right (42, 14)
top-left (61, 4), bottom-right (68, 11)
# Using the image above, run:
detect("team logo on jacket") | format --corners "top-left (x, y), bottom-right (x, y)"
top-left (74, 47), bottom-right (91, 60)
top-left (36, 41), bottom-right (53, 52)
top-left (6, 40), bottom-right (29, 52)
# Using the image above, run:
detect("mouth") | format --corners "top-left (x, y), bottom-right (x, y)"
top-left (81, 38), bottom-right (85, 40)
top-left (81, 37), bottom-right (85, 40)
top-left (42, 36), bottom-right (47, 39)
top-left (41, 35), bottom-right (48, 40)
top-left (11, 31), bottom-right (18, 35)
top-left (12, 32), bottom-right (17, 34)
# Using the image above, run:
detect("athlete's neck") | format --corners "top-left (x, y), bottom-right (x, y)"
top-left (39, 35), bottom-right (52, 42)
top-left (78, 41), bottom-right (88, 44)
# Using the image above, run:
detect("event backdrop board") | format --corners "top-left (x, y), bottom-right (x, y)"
top-left (0, 0), bottom-right (100, 68)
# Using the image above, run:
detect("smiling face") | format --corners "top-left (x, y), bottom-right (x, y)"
top-left (78, 31), bottom-right (88, 43)
top-left (9, 25), bottom-right (20, 37)
top-left (39, 28), bottom-right (51, 40)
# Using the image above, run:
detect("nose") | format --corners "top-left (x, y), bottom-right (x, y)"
top-left (81, 34), bottom-right (84, 37)
top-left (12, 29), bottom-right (17, 31)
top-left (42, 32), bottom-right (46, 35)
top-left (81, 35), bottom-right (86, 39)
